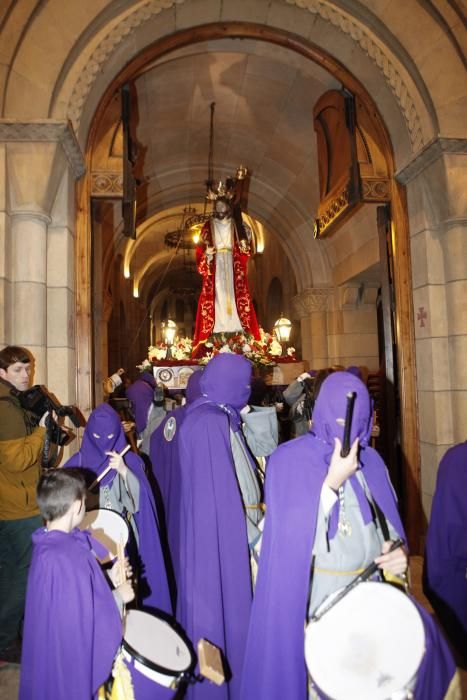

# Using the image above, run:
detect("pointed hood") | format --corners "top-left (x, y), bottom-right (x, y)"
top-left (200, 353), bottom-right (252, 409)
top-left (311, 371), bottom-right (373, 447)
top-left (186, 369), bottom-right (203, 404)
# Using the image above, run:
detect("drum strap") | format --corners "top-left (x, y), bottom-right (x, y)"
top-left (372, 498), bottom-right (390, 542)
top-left (360, 472), bottom-right (390, 542)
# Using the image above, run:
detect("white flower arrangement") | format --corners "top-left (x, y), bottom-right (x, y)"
top-left (269, 339), bottom-right (283, 357)
top-left (172, 346), bottom-right (188, 361)
top-left (136, 358), bottom-right (153, 372)
top-left (150, 346), bottom-right (168, 361)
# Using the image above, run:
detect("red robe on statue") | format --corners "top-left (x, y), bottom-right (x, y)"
top-left (192, 218), bottom-right (261, 357)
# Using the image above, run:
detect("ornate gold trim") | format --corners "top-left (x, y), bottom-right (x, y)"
top-left (91, 171), bottom-right (123, 197)
top-left (361, 177), bottom-right (391, 201)
top-left (313, 186), bottom-right (352, 238)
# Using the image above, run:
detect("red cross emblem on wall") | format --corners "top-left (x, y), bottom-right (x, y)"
top-left (417, 307), bottom-right (427, 328)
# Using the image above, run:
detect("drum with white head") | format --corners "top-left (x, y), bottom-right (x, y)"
top-left (122, 610), bottom-right (196, 698)
top-left (305, 581), bottom-right (425, 700)
top-left (79, 508), bottom-right (129, 564)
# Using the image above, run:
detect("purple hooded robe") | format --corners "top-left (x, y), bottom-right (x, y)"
top-left (240, 372), bottom-right (456, 700)
top-left (126, 371), bottom-right (156, 434)
top-left (150, 369), bottom-right (203, 516)
top-left (63, 403), bottom-right (172, 614)
top-left (424, 441), bottom-right (467, 658)
top-left (168, 354), bottom-right (254, 699)
top-left (149, 370), bottom-right (204, 610)
top-left (19, 528), bottom-right (122, 700)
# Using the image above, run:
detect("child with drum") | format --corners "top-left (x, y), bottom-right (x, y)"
top-left (240, 371), bottom-right (459, 700)
top-left (63, 403), bottom-right (172, 614)
top-left (19, 469), bottom-right (134, 700)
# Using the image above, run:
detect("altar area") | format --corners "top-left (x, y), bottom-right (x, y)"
top-left (150, 358), bottom-right (308, 391)
top-left (138, 330), bottom-right (306, 390)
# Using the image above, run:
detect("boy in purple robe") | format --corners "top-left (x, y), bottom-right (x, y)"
top-left (19, 469), bottom-right (133, 700)
top-left (166, 354), bottom-right (259, 699)
top-left (424, 441), bottom-right (467, 666)
top-left (63, 403), bottom-right (172, 614)
top-left (240, 371), bottom-right (458, 700)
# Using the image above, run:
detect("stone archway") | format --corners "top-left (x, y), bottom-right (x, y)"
top-left (75, 20), bottom-right (423, 547)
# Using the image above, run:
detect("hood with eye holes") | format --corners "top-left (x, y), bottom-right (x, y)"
top-left (76, 403), bottom-right (127, 473)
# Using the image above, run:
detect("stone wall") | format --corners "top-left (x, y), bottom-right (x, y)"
top-left (401, 140), bottom-right (467, 517)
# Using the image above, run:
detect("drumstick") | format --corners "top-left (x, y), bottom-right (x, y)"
top-left (89, 444), bottom-right (131, 490)
top-left (116, 537), bottom-right (126, 586)
top-left (340, 392), bottom-right (356, 457)
top-left (116, 536), bottom-right (128, 621)
top-left (311, 538), bottom-right (404, 622)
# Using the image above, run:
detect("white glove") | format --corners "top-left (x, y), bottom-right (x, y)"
top-left (109, 372), bottom-right (123, 390)
top-left (297, 372), bottom-right (310, 383)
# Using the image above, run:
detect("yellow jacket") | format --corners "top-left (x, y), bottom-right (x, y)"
top-left (0, 379), bottom-right (45, 519)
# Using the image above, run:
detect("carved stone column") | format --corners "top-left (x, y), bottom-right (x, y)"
top-left (0, 120), bottom-right (84, 386)
top-left (292, 287), bottom-right (332, 369)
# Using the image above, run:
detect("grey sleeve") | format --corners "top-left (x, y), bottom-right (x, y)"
top-left (242, 406), bottom-right (279, 457)
top-left (312, 497), bottom-right (332, 556)
top-left (102, 470), bottom-right (140, 514)
top-left (283, 380), bottom-right (305, 406)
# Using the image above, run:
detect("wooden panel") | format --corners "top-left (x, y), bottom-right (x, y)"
top-left (313, 90), bottom-right (360, 238)
top-left (390, 182), bottom-right (424, 553)
top-left (377, 205), bottom-right (400, 495)
top-left (75, 164), bottom-right (94, 419)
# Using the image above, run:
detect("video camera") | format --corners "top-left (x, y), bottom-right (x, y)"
top-left (108, 397), bottom-right (135, 423)
top-left (297, 375), bottom-right (315, 423)
top-left (17, 385), bottom-right (83, 447)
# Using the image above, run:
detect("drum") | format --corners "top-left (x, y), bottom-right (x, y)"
top-left (305, 581), bottom-right (425, 700)
top-left (79, 508), bottom-right (129, 563)
top-left (121, 610), bottom-right (196, 699)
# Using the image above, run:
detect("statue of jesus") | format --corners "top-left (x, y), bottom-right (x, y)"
top-left (192, 192), bottom-right (261, 357)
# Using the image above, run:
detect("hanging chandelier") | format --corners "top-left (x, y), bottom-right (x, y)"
top-left (184, 101), bottom-right (217, 241)
top-left (164, 206), bottom-right (197, 249)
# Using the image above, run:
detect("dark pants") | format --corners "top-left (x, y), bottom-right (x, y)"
top-left (0, 514), bottom-right (42, 650)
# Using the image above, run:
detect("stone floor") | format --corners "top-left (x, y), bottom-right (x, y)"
top-left (0, 663), bottom-right (19, 700)
top-left (1, 556), bottom-right (465, 699)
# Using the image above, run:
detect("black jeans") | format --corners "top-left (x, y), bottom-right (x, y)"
top-left (0, 514), bottom-right (42, 650)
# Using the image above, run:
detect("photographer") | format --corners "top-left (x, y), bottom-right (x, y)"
top-left (283, 371), bottom-right (316, 439)
top-left (0, 346), bottom-right (48, 662)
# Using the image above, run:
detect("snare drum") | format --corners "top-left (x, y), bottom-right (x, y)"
top-left (305, 581), bottom-right (425, 700)
top-left (122, 610), bottom-right (196, 699)
top-left (79, 508), bottom-right (129, 563)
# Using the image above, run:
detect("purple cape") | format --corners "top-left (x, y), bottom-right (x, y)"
top-left (149, 371), bottom-right (203, 569)
top-left (169, 355), bottom-right (254, 699)
top-left (19, 528), bottom-right (121, 700)
top-left (126, 371), bottom-right (156, 434)
top-left (424, 441), bottom-right (467, 653)
top-left (240, 372), bottom-right (456, 699)
top-left (64, 403), bottom-right (172, 614)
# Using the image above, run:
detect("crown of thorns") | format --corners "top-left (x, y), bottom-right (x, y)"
top-left (206, 165), bottom-right (247, 201)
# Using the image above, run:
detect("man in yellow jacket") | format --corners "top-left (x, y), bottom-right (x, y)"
top-left (0, 346), bottom-right (47, 662)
